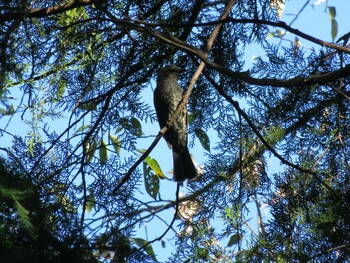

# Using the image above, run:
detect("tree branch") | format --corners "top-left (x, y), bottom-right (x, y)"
top-left (0, 0), bottom-right (100, 22)
top-left (201, 69), bottom-right (338, 197)
top-left (125, 17), bottom-right (350, 54)
top-left (143, 26), bottom-right (350, 87)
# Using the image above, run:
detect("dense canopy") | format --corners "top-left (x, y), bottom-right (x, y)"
top-left (0, 0), bottom-right (349, 262)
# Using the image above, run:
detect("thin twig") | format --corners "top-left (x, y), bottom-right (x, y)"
top-left (133, 184), bottom-right (180, 257)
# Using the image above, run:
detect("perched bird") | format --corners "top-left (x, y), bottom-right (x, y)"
top-left (153, 65), bottom-right (197, 182)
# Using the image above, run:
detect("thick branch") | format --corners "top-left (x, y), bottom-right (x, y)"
top-left (141, 26), bottom-right (350, 87)
top-left (0, 0), bottom-right (99, 22)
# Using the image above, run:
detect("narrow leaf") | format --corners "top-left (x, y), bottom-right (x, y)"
top-left (109, 134), bottom-right (121, 156)
top-left (77, 101), bottom-right (97, 110)
top-left (99, 139), bottom-right (108, 165)
top-left (74, 124), bottom-right (91, 135)
top-left (85, 194), bottom-right (95, 213)
top-left (14, 199), bottom-right (34, 232)
top-left (57, 77), bottom-right (66, 100)
top-left (194, 128), bottom-right (210, 152)
top-left (331, 19), bottom-right (338, 41)
top-left (131, 237), bottom-right (157, 260)
top-left (86, 139), bottom-right (97, 163)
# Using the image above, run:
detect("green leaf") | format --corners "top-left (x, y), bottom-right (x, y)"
top-left (328, 6), bottom-right (336, 20)
top-left (109, 134), bottom-right (121, 156)
top-left (227, 233), bottom-right (242, 247)
top-left (14, 199), bottom-right (34, 232)
top-left (74, 124), bottom-right (91, 135)
top-left (86, 139), bottom-right (97, 163)
top-left (99, 139), bottom-right (108, 165)
top-left (144, 156), bottom-right (167, 179)
top-left (138, 149), bottom-right (168, 179)
top-left (120, 117), bottom-right (143, 137)
top-left (131, 237), bottom-right (157, 261)
top-left (188, 113), bottom-right (195, 124)
top-left (1, 188), bottom-right (34, 234)
top-left (77, 101), bottom-right (97, 111)
top-left (265, 125), bottom-right (285, 144)
top-left (85, 194), bottom-right (95, 213)
top-left (143, 161), bottom-right (160, 200)
top-left (57, 77), bottom-right (66, 100)
top-left (130, 117), bottom-right (143, 137)
top-left (197, 247), bottom-right (209, 260)
top-left (331, 19), bottom-right (338, 41)
top-left (194, 128), bottom-right (210, 152)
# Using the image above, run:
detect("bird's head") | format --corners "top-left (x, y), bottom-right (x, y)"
top-left (158, 65), bottom-right (182, 81)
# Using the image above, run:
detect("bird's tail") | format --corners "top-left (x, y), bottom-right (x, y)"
top-left (173, 148), bottom-right (197, 182)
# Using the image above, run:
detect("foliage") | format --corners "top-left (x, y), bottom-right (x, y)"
top-left (0, 0), bottom-right (350, 262)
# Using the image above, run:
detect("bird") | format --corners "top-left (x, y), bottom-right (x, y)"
top-left (153, 65), bottom-right (197, 182)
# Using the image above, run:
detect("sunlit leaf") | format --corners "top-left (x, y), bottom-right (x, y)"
top-left (194, 128), bottom-right (210, 152)
top-left (144, 156), bottom-right (167, 179)
top-left (131, 237), bottom-right (157, 260)
top-left (143, 161), bottom-right (160, 200)
top-left (328, 6), bottom-right (336, 20)
top-left (109, 134), bottom-right (121, 156)
top-left (270, 0), bottom-right (285, 19)
top-left (85, 194), bottom-right (95, 213)
top-left (99, 139), bottom-right (108, 165)
top-left (138, 149), bottom-right (167, 179)
top-left (266, 32), bottom-right (274, 39)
